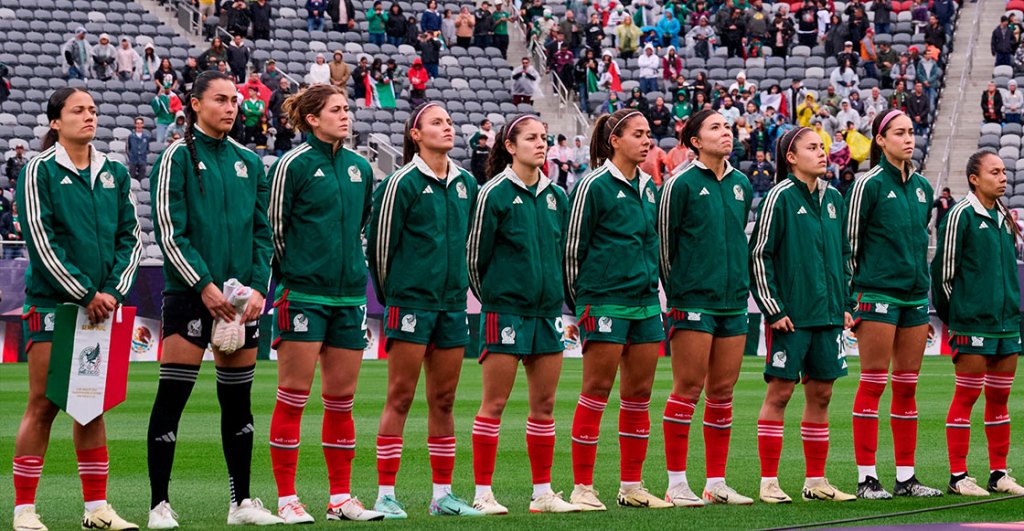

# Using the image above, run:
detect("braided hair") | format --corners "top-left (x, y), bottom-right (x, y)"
top-left (184, 70), bottom-right (234, 194)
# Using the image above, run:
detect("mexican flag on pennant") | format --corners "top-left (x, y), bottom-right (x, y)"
top-left (46, 304), bottom-right (136, 425)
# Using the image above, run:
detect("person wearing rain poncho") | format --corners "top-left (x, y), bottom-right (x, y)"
top-left (569, 135), bottom-right (588, 189)
top-left (61, 27), bottom-right (93, 80)
top-left (796, 93), bottom-right (819, 127)
top-left (657, 10), bottom-right (681, 48)
top-left (637, 44), bottom-right (661, 94)
top-left (596, 50), bottom-right (622, 93)
top-left (91, 34), bottom-right (117, 81)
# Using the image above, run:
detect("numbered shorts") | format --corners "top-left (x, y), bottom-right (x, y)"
top-left (162, 292), bottom-right (260, 350)
top-left (273, 299), bottom-right (368, 350)
top-left (578, 309), bottom-right (665, 346)
top-left (383, 306), bottom-right (469, 349)
top-left (479, 312), bottom-right (564, 362)
top-left (22, 306), bottom-right (56, 350)
top-left (764, 326), bottom-right (848, 382)
top-left (853, 299), bottom-right (929, 328)
top-left (949, 333), bottom-right (1023, 357)
top-left (665, 308), bottom-right (748, 338)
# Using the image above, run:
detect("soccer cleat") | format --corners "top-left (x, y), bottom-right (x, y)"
top-left (665, 482), bottom-right (705, 507)
top-left (325, 498), bottom-right (385, 521)
top-left (702, 482), bottom-right (754, 505)
top-left (81, 504), bottom-right (139, 530)
top-left (227, 498), bottom-right (285, 525)
top-left (428, 494), bottom-right (483, 516)
top-left (893, 476), bottom-right (943, 498)
top-left (949, 475), bottom-right (989, 497)
top-left (471, 491), bottom-right (508, 515)
top-left (802, 478), bottom-right (856, 502)
top-left (856, 476), bottom-right (892, 500)
top-left (759, 479), bottom-right (792, 504)
top-left (569, 484), bottom-right (607, 511)
top-left (147, 502), bottom-right (179, 530)
top-left (529, 491), bottom-right (581, 513)
top-left (13, 507), bottom-right (47, 531)
top-left (989, 471), bottom-right (1024, 495)
top-left (277, 500), bottom-right (314, 524)
top-left (617, 483), bottom-right (674, 509)
top-left (371, 495), bottom-right (407, 520)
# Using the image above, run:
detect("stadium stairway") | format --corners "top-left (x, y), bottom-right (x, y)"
top-left (925, 0), bottom-right (1000, 199)
top-left (505, 30), bottom-right (584, 139)
top-left (136, 0), bottom-right (206, 49)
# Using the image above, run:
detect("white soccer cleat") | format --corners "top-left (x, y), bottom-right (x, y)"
top-left (989, 473), bottom-right (1024, 495)
top-left (617, 483), bottom-right (674, 509)
top-left (529, 491), bottom-right (581, 513)
top-left (471, 491), bottom-right (508, 515)
top-left (759, 479), bottom-right (792, 504)
top-left (569, 484), bottom-right (607, 511)
top-left (802, 478), bottom-right (856, 502)
top-left (325, 498), bottom-right (385, 521)
top-left (227, 498), bottom-right (284, 526)
top-left (949, 476), bottom-right (990, 497)
top-left (703, 482), bottom-right (754, 505)
top-left (277, 500), bottom-right (314, 524)
top-left (13, 506), bottom-right (47, 531)
top-left (665, 482), bottom-right (705, 507)
top-left (81, 503), bottom-right (139, 530)
top-left (147, 501), bottom-right (179, 529)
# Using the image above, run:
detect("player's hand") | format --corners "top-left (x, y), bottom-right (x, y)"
top-left (770, 316), bottom-right (795, 333)
top-left (86, 292), bottom-right (118, 324)
top-left (201, 283), bottom-right (236, 322)
top-left (242, 290), bottom-right (265, 323)
top-left (844, 311), bottom-right (855, 330)
top-left (927, 324), bottom-right (935, 340)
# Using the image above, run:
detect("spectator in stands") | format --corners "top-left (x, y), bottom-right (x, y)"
top-left (182, 56), bottom-right (199, 93)
top-left (584, 12), bottom-right (603, 53)
top-left (550, 37), bottom-right (576, 92)
top-left (511, 56), bottom-right (539, 104)
top-left (916, 52), bottom-right (939, 107)
top-left (468, 119), bottom-right (495, 148)
top-left (648, 97), bottom-right (672, 141)
top-left (639, 136), bottom-right (667, 185)
top-left (403, 14), bottom-right (419, 44)
top-left (5, 143), bottom-right (26, 182)
top-left (626, 87), bottom-right (650, 115)
top-left (888, 78), bottom-right (907, 111)
top-left (663, 139), bottom-right (690, 176)
top-left (362, 1), bottom-right (384, 44)
top-left (308, 53), bottom-right (330, 85)
top-left (351, 54), bottom-right (370, 102)
top-left (151, 82), bottom-right (181, 145)
top-left (748, 150), bottom-right (774, 197)
top-left (271, 114), bottom-right (295, 156)
top-left (547, 134), bottom-right (573, 187)
top-left (871, 0), bottom-right (891, 34)
top-left (859, 28), bottom-right (878, 79)
top-left (115, 37), bottom-right (141, 82)
top-left (421, 0), bottom-right (442, 34)
top-left (197, 0), bottom-right (216, 21)
top-left (818, 84), bottom-right (840, 115)
top-left (137, 44), bottom-right (160, 84)
top-left (227, 34), bottom-right (250, 82)
top-left (385, 3), bottom-right (407, 46)
top-left (469, 133), bottom-right (489, 184)
top-left (224, 0), bottom-right (252, 35)
top-left (661, 46), bottom-right (682, 93)
top-left (454, 6), bottom-right (475, 47)
top-left (828, 130), bottom-right (851, 171)
top-left (417, 31), bottom-right (442, 77)
top-left (863, 86), bottom-right (886, 116)
top-left (492, 5), bottom-right (511, 57)
top-left (657, 10), bottom-right (681, 49)
top-left (873, 42), bottom-right (897, 88)
top-left (127, 117), bottom-right (152, 181)
top-left (240, 85), bottom-right (266, 145)
top-left (932, 187), bottom-right (955, 226)
top-left (574, 50), bottom-right (596, 114)
top-left (720, 8), bottom-right (746, 58)
top-left (167, 111), bottom-right (187, 140)
top-left (250, 0), bottom-right (271, 40)
top-left (62, 27), bottom-right (92, 80)
top-left (797, 93), bottom-right (819, 126)
top-left (795, 0), bottom-right (818, 46)
top-left (305, 0), bottom-right (326, 31)
top-left (769, 10), bottom-right (795, 58)
top-left (601, 90), bottom-right (624, 113)
top-left (836, 40), bottom-right (859, 70)
top-left (268, 77), bottom-right (291, 120)
top-left (407, 57), bottom-right (428, 105)
top-left (327, 50), bottom-right (349, 88)
top-left (830, 58), bottom-right (860, 98)
top-left (890, 53), bottom-right (915, 88)
top-left (992, 17), bottom-right (1015, 67)
top-left (906, 80), bottom-right (930, 134)
top-left (199, 38), bottom-right (227, 71)
top-left (635, 44), bottom-right (660, 94)
top-left (569, 135), bottom-right (588, 187)
top-left (836, 99), bottom-right (861, 131)
top-left (718, 95), bottom-right (740, 125)
top-left (439, 8), bottom-right (456, 45)
top-left (260, 58), bottom-right (282, 87)
top-left (327, 0), bottom-right (357, 30)
top-left (686, 16), bottom-right (716, 59)
top-left (474, 2), bottom-right (495, 48)
top-left (1004, 80), bottom-right (1024, 123)
top-left (729, 71), bottom-right (755, 95)
top-left (153, 59), bottom-right (178, 92)
top-left (924, 15), bottom-right (946, 51)
top-left (91, 34), bottom-right (116, 81)
top-left (558, 9), bottom-right (581, 51)
top-left (616, 15), bottom-right (642, 58)
top-left (909, 0), bottom-right (928, 33)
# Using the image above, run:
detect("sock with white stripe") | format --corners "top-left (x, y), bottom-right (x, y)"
top-left (323, 395), bottom-right (355, 501)
top-left (428, 436), bottom-right (456, 500)
top-left (664, 395), bottom-right (696, 486)
top-left (147, 363), bottom-right (200, 508)
top-left (216, 365), bottom-right (256, 505)
top-left (619, 397), bottom-right (651, 484)
top-left (270, 387), bottom-right (308, 503)
top-left (472, 416), bottom-right (500, 493)
top-left (12, 455), bottom-right (43, 511)
top-left (852, 370), bottom-right (887, 473)
top-left (801, 422), bottom-right (829, 479)
top-left (890, 371), bottom-right (919, 471)
top-left (757, 419), bottom-right (784, 478)
top-left (703, 397), bottom-right (733, 482)
top-left (946, 373), bottom-right (983, 475)
top-left (376, 435), bottom-right (402, 497)
top-left (526, 418), bottom-right (555, 488)
top-left (77, 446), bottom-right (108, 510)
top-left (571, 394), bottom-right (607, 485)
top-left (984, 372), bottom-right (1014, 472)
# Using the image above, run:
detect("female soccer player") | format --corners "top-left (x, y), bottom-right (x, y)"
top-left (845, 109), bottom-right (941, 499)
top-left (749, 127), bottom-right (857, 504)
top-left (566, 108), bottom-right (672, 511)
top-left (657, 109), bottom-right (753, 506)
top-left (11, 87), bottom-right (142, 531)
top-left (146, 71), bottom-right (281, 528)
top-left (266, 85), bottom-right (384, 523)
top-left (932, 150), bottom-right (1024, 497)
top-left (466, 114), bottom-right (578, 515)
top-left (366, 102), bottom-right (481, 518)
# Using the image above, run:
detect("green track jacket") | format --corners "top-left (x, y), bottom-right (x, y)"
top-left (658, 159), bottom-right (753, 311)
top-left (367, 154), bottom-right (478, 311)
top-left (931, 192), bottom-right (1021, 335)
top-left (150, 127), bottom-right (273, 295)
top-left (564, 160), bottom-right (660, 309)
top-left (844, 156), bottom-right (933, 304)
top-left (17, 143), bottom-right (143, 307)
top-left (268, 136), bottom-right (373, 298)
top-left (749, 175), bottom-right (851, 327)
top-left (467, 167), bottom-right (569, 317)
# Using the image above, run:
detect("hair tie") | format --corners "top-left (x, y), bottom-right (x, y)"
top-left (606, 110), bottom-right (643, 147)
top-left (503, 114), bottom-right (539, 142)
top-left (411, 102), bottom-right (439, 129)
top-left (877, 109), bottom-right (904, 134)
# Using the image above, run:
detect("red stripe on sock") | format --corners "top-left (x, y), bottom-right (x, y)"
top-left (427, 436), bottom-right (456, 484)
top-left (76, 446), bottom-right (107, 503)
top-left (703, 398), bottom-right (733, 478)
top-left (985, 372), bottom-right (1013, 471)
top-left (270, 387), bottom-right (308, 497)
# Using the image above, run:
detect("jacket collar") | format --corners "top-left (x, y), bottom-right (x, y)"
top-left (413, 153), bottom-right (461, 185)
top-left (306, 133), bottom-right (341, 158)
top-left (966, 191), bottom-right (1005, 226)
top-left (691, 157), bottom-right (737, 179)
top-left (53, 141), bottom-right (106, 186)
top-left (601, 159), bottom-right (651, 191)
top-left (193, 124), bottom-right (227, 148)
top-left (878, 154), bottom-right (916, 183)
top-left (498, 166), bottom-right (551, 195)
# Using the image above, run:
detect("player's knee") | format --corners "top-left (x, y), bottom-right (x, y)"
top-left (480, 397), bottom-right (508, 418)
top-left (24, 396), bottom-right (59, 425)
top-left (386, 389), bottom-right (416, 416)
top-left (808, 386), bottom-right (833, 409)
top-left (530, 393), bottom-right (557, 418)
top-left (765, 384), bottom-right (794, 409)
top-left (704, 383), bottom-right (735, 402)
top-left (427, 389), bottom-right (457, 416)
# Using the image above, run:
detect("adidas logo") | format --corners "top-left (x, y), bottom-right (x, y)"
top-left (513, 196), bottom-right (523, 205)
top-left (60, 176), bottom-right (73, 184)
top-left (886, 191), bottom-right (897, 199)
top-left (797, 206), bottom-right (807, 214)
top-left (154, 431), bottom-right (176, 443)
top-left (198, 161), bottom-right (207, 170)
top-left (422, 186), bottom-right (433, 194)
top-left (314, 168), bottom-right (325, 177)
top-left (235, 423), bottom-right (254, 436)
top-left (699, 187), bottom-right (710, 196)
top-left (979, 222), bottom-right (988, 229)
top-left (616, 191), bottom-right (626, 199)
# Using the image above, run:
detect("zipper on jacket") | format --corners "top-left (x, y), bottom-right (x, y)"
top-left (441, 177), bottom-right (450, 308)
top-left (334, 153), bottom-right (346, 292)
top-left (534, 190), bottom-right (544, 311)
top-left (718, 177), bottom-right (731, 302)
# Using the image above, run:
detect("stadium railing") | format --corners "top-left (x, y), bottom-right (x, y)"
top-left (514, 20), bottom-right (591, 137)
top-left (935, 0), bottom-right (982, 195)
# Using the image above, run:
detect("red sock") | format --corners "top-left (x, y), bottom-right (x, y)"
top-left (853, 370), bottom-right (887, 466)
top-left (890, 371), bottom-right (919, 467)
top-left (76, 446), bottom-right (108, 503)
top-left (946, 373), bottom-right (983, 475)
top-left (703, 398), bottom-right (733, 479)
top-left (984, 372), bottom-right (1014, 471)
top-left (427, 436), bottom-right (456, 484)
top-left (269, 387), bottom-right (308, 498)
top-left (526, 418), bottom-right (555, 485)
top-left (619, 397), bottom-right (651, 483)
top-left (663, 395), bottom-right (696, 473)
top-left (801, 422), bottom-right (829, 478)
top-left (757, 420), bottom-right (784, 478)
top-left (472, 416), bottom-right (500, 486)
top-left (322, 394), bottom-right (355, 496)
top-left (376, 435), bottom-right (403, 487)
top-left (12, 456), bottom-right (43, 506)
top-left (571, 393), bottom-right (607, 485)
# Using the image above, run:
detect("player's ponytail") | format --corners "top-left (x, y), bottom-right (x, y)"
top-left (185, 71), bottom-right (235, 194)
top-left (590, 108), bottom-right (644, 168)
top-left (485, 114), bottom-right (541, 180)
top-left (283, 84), bottom-right (346, 134)
top-left (41, 87), bottom-right (90, 150)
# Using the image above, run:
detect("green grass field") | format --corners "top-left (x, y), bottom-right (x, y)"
top-left (1, 357), bottom-right (1022, 530)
